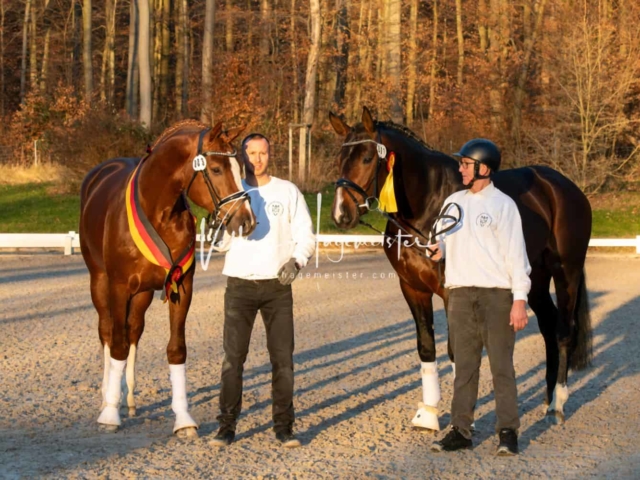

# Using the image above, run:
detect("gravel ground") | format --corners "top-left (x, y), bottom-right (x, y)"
top-left (1, 250), bottom-right (639, 479)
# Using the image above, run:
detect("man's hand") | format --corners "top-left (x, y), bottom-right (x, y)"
top-left (278, 258), bottom-right (300, 285)
top-left (510, 300), bottom-right (529, 332)
top-left (427, 242), bottom-right (443, 262)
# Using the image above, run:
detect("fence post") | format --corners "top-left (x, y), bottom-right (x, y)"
top-left (65, 231), bottom-right (75, 255)
top-left (636, 236), bottom-right (640, 255)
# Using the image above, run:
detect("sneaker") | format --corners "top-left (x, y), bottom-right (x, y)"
top-left (275, 427), bottom-right (301, 448)
top-left (496, 428), bottom-right (518, 456)
top-left (431, 426), bottom-right (472, 452)
top-left (210, 425), bottom-right (235, 447)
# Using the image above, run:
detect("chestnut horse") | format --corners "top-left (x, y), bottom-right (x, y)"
top-left (330, 107), bottom-right (592, 431)
top-left (80, 120), bottom-right (255, 435)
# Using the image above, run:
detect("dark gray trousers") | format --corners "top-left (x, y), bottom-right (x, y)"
top-left (448, 287), bottom-right (519, 439)
top-left (218, 276), bottom-right (295, 431)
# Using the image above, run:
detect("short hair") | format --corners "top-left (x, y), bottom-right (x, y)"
top-left (241, 133), bottom-right (270, 150)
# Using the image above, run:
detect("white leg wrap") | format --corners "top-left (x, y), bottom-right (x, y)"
top-left (170, 364), bottom-right (198, 433)
top-left (97, 358), bottom-right (126, 426)
top-left (101, 345), bottom-right (110, 409)
top-left (122, 345), bottom-right (137, 414)
top-left (548, 383), bottom-right (569, 413)
top-left (411, 362), bottom-right (441, 431)
top-left (451, 362), bottom-right (456, 380)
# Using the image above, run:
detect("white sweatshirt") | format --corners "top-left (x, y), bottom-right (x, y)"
top-left (218, 176), bottom-right (316, 280)
top-left (436, 182), bottom-right (532, 301)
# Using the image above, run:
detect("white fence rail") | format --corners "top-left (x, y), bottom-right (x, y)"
top-left (1, 232), bottom-right (639, 254)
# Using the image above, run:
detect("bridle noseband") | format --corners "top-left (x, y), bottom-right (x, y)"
top-left (185, 128), bottom-right (250, 229)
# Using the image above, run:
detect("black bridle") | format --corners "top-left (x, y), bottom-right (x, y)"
top-left (335, 130), bottom-right (461, 259)
top-left (185, 128), bottom-right (250, 230)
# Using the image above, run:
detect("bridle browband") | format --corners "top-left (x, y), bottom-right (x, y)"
top-left (185, 128), bottom-right (249, 229)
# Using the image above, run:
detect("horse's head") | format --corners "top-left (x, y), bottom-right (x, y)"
top-left (329, 107), bottom-right (387, 230)
top-left (186, 122), bottom-right (256, 237)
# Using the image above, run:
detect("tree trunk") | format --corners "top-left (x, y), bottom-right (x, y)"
top-left (260, 0), bottom-right (270, 57)
top-left (29, 0), bottom-right (38, 91)
top-left (333, 0), bottom-right (349, 110)
top-left (290, 0), bottom-right (299, 122)
top-left (478, 0), bottom-right (488, 53)
top-left (487, 0), bottom-right (503, 132)
top-left (247, 0), bottom-right (253, 67)
top-left (160, 0), bottom-right (170, 118)
top-left (39, 0), bottom-right (52, 93)
top-left (175, 0), bottom-right (189, 116)
top-left (100, 0), bottom-right (116, 102)
top-left (512, 0), bottom-right (547, 152)
top-left (299, 0), bottom-right (320, 183)
top-left (201, 0), bottom-right (215, 123)
top-left (376, 0), bottom-right (387, 81)
top-left (152, 0), bottom-right (161, 121)
top-left (428, 0), bottom-right (438, 119)
top-left (83, 0), bottom-right (93, 103)
top-left (352, 0), bottom-right (371, 119)
top-left (20, 0), bottom-right (32, 102)
top-left (405, 0), bottom-right (418, 124)
top-left (72, 0), bottom-right (83, 91)
top-left (139, 0), bottom-right (152, 128)
top-left (226, 0), bottom-right (233, 52)
top-left (387, 0), bottom-right (401, 122)
top-left (456, 0), bottom-right (464, 87)
top-left (126, 0), bottom-right (140, 117)
top-left (1, 0), bottom-right (5, 117)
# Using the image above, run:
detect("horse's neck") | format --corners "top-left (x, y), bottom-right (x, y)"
top-left (385, 130), bottom-right (462, 228)
top-left (137, 155), bottom-right (186, 226)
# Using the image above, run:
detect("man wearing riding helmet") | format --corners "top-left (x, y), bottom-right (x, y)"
top-left (429, 138), bottom-right (531, 456)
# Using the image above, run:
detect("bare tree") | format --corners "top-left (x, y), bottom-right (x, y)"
top-left (100, 0), bottom-right (117, 103)
top-left (139, 0), bottom-right (152, 127)
top-left (455, 0), bottom-right (464, 86)
top-left (226, 0), bottom-right (234, 52)
top-left (333, 0), bottom-right (350, 109)
top-left (20, 0), bottom-right (32, 103)
top-left (405, 0), bottom-right (418, 125)
top-left (175, 0), bottom-right (189, 116)
top-left (299, 0), bottom-right (321, 182)
top-left (126, 0), bottom-right (140, 117)
top-left (83, 0), bottom-right (93, 103)
top-left (428, 0), bottom-right (439, 119)
top-left (387, 0), bottom-right (402, 122)
top-left (201, 0), bottom-right (215, 123)
top-left (29, 0), bottom-right (38, 91)
top-left (40, 0), bottom-right (53, 92)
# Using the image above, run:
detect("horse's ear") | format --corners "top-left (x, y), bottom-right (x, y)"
top-left (209, 122), bottom-right (224, 141)
top-left (224, 124), bottom-right (246, 144)
top-left (329, 112), bottom-right (350, 136)
top-left (362, 106), bottom-right (375, 134)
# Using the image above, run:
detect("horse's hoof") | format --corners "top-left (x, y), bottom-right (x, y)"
top-left (411, 403), bottom-right (441, 432)
top-left (175, 427), bottom-right (198, 438)
top-left (546, 410), bottom-right (565, 425)
top-left (411, 425), bottom-right (438, 434)
top-left (98, 424), bottom-right (119, 433)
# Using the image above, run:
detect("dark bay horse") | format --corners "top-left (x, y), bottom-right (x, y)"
top-left (330, 107), bottom-right (592, 431)
top-left (80, 120), bottom-right (256, 435)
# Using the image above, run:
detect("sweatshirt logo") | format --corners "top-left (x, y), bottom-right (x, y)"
top-left (476, 213), bottom-right (492, 227)
top-left (267, 201), bottom-right (284, 217)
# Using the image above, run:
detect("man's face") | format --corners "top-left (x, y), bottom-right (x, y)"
top-left (244, 138), bottom-right (270, 177)
top-left (458, 157), bottom-right (489, 185)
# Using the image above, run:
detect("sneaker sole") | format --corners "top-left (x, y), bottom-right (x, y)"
top-left (496, 447), bottom-right (517, 456)
top-left (282, 439), bottom-right (302, 448)
top-left (209, 439), bottom-right (233, 447)
top-left (430, 443), bottom-right (472, 453)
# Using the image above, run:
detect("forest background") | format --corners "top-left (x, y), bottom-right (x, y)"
top-left (0, 0), bottom-right (639, 235)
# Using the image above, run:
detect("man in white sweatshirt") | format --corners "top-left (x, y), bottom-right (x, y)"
top-left (429, 139), bottom-right (531, 456)
top-left (210, 133), bottom-right (316, 448)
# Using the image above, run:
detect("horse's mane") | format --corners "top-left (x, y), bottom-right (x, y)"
top-left (375, 120), bottom-right (435, 152)
top-left (151, 119), bottom-right (209, 150)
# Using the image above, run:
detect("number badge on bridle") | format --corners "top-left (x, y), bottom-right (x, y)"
top-left (192, 154), bottom-right (207, 171)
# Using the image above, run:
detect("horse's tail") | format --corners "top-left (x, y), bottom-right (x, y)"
top-left (570, 269), bottom-right (593, 371)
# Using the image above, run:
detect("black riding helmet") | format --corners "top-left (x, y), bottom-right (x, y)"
top-left (453, 138), bottom-right (501, 180)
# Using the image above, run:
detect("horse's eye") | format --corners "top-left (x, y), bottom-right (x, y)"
top-left (212, 167), bottom-right (222, 174)
top-left (363, 156), bottom-right (373, 164)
